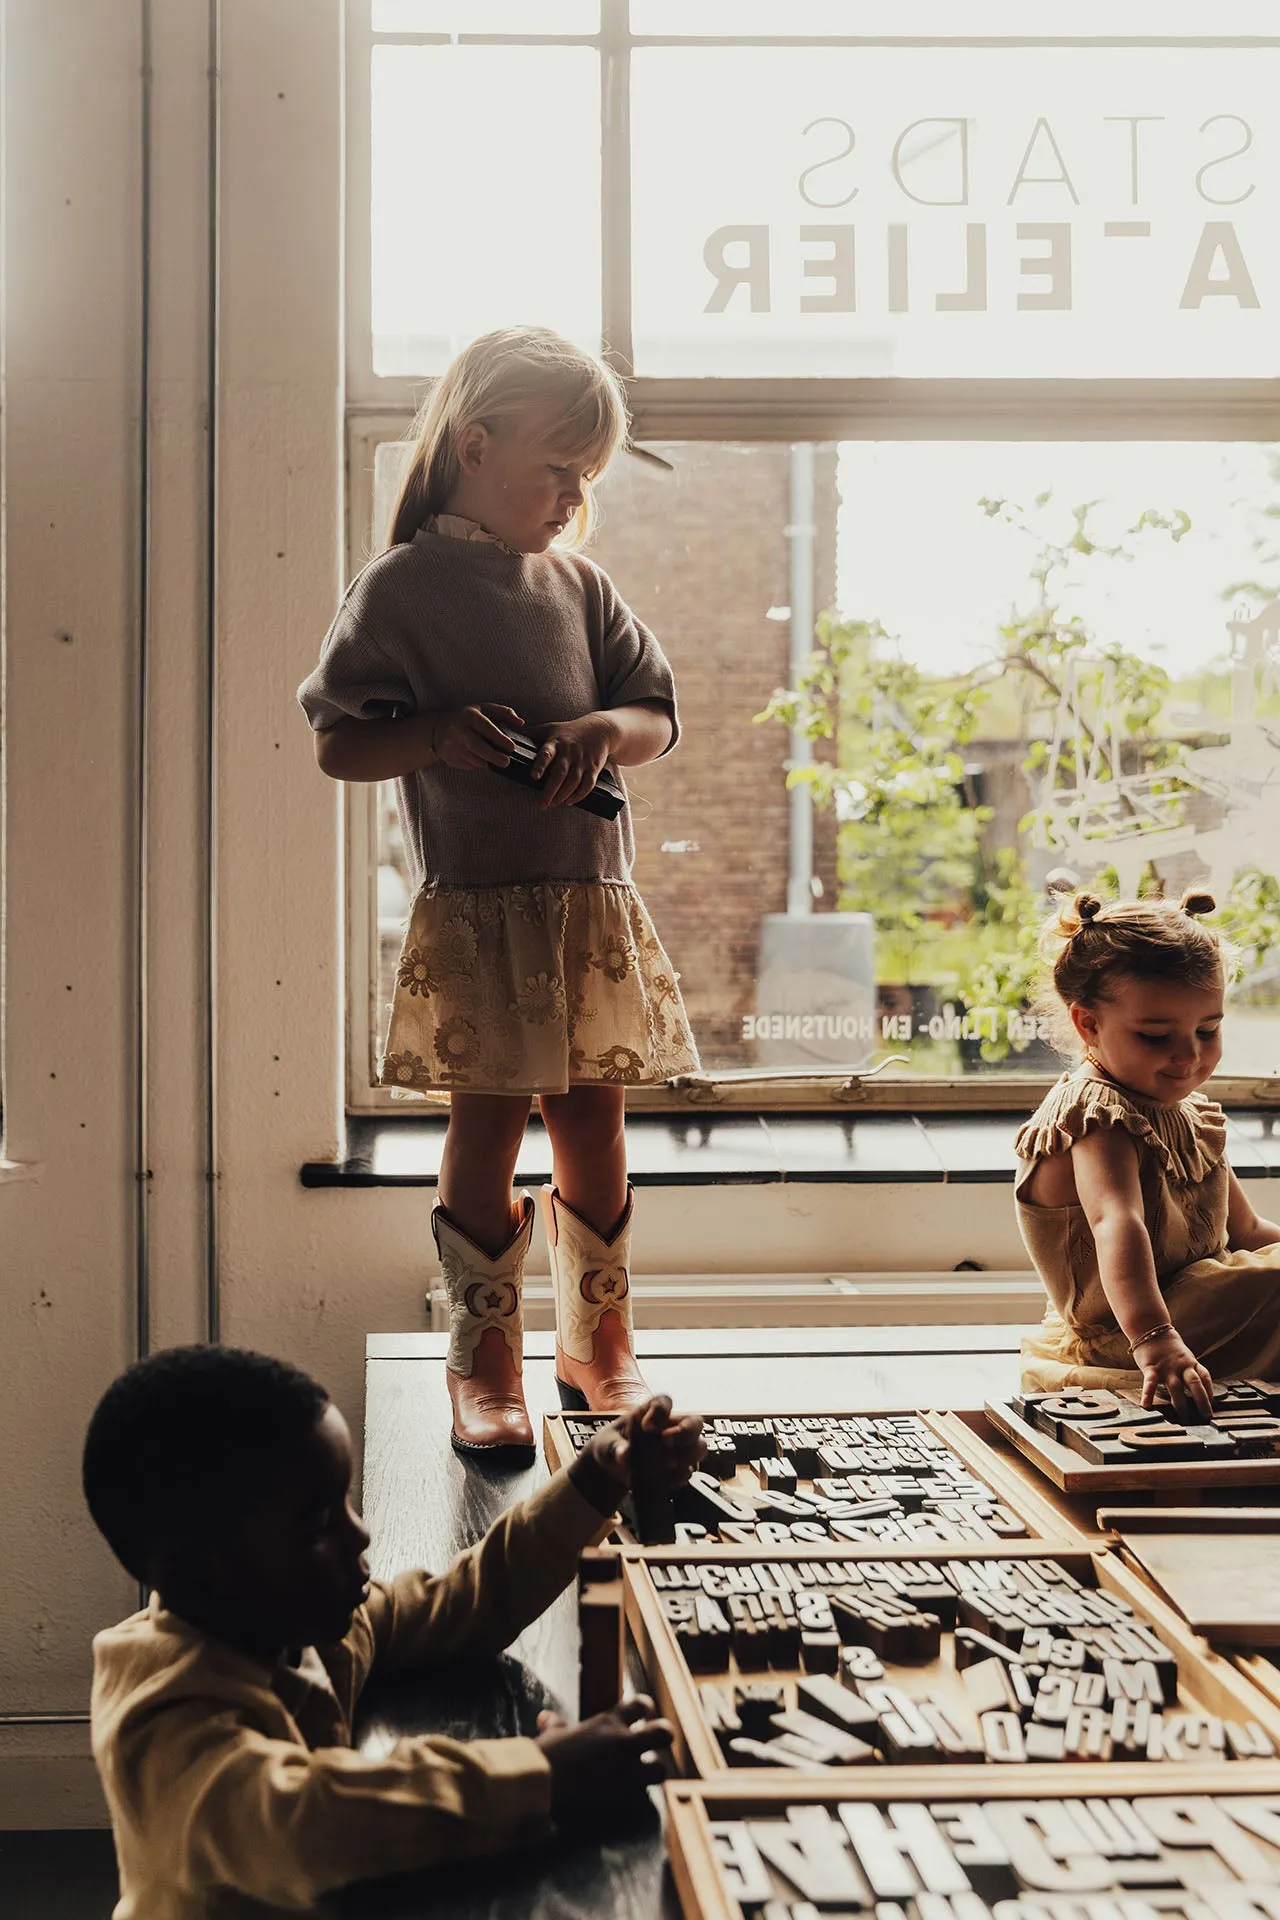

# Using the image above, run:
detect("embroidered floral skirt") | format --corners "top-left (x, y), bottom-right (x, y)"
top-left (380, 880), bottom-right (700, 1098)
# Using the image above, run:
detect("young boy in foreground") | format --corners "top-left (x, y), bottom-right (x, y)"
top-left (84, 1346), bottom-right (702, 1918)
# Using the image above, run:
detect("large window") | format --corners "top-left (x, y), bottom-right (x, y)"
top-left (345, 2), bottom-right (1280, 1108)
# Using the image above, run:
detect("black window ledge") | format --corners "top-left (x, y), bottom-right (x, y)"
top-left (301, 1109), bottom-right (1280, 1189)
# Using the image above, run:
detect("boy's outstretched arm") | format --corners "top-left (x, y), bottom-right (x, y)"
top-left (355, 1398), bottom-right (703, 1678)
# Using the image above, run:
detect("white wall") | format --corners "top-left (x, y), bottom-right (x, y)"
top-left (7, 0), bottom-right (1280, 1831)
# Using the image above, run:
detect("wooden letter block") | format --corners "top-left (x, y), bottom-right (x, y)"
top-left (701, 1438), bottom-right (739, 1480)
top-left (727, 1736), bottom-right (821, 1770)
top-left (1029, 1390), bottom-right (1122, 1437)
top-left (1072, 1671), bottom-right (1107, 1711)
top-left (929, 1804), bottom-right (1020, 1903)
top-left (1161, 1713), bottom-right (1225, 1763)
top-left (770, 1708), bottom-right (878, 1765)
top-left (861, 1683), bottom-right (942, 1761)
top-left (841, 1643), bottom-right (886, 1687)
top-left (735, 1680), bottom-right (787, 1737)
top-left (839, 1803), bottom-right (970, 1899)
top-left (796, 1674), bottom-right (882, 1740)
top-left (761, 1592), bottom-right (803, 1668)
top-left (699, 1683), bottom-right (743, 1756)
top-left (1005, 1664), bottom-right (1037, 1720)
top-left (627, 1416), bottom-right (676, 1544)
top-left (962, 1657), bottom-right (1014, 1717)
top-left (709, 1821), bottom-right (773, 1903)
top-left (1033, 1674), bottom-right (1075, 1726)
top-left (800, 1630), bottom-right (842, 1675)
top-left (1225, 1719), bottom-right (1278, 1759)
top-left (955, 1627), bottom-right (1029, 1671)
top-left (1063, 1706), bottom-right (1111, 1760)
top-left (1103, 1659), bottom-right (1163, 1707)
top-left (749, 1806), bottom-right (870, 1903)
top-left (1024, 1720), bottom-right (1068, 1760)
top-left (1112, 1424), bottom-right (1239, 1464)
top-left (919, 1699), bottom-right (985, 1763)
top-left (1046, 1639), bottom-right (1086, 1672)
top-left (676, 1470), bottom-right (757, 1532)
top-left (756, 1456), bottom-right (799, 1495)
top-left (1109, 1698), bottom-right (1153, 1760)
top-left (674, 1593), bottom-right (731, 1672)
top-left (980, 1710), bottom-right (1026, 1763)
top-left (1142, 1793), bottom-right (1280, 1881)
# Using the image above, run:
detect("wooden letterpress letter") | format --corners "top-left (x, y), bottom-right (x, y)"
top-left (709, 1822), bottom-right (772, 1903)
top-left (980, 1711), bottom-right (1027, 1762)
top-left (961, 1657), bottom-right (1014, 1717)
top-left (749, 1807), bottom-right (869, 1903)
top-left (839, 1803), bottom-right (970, 1899)
top-left (735, 1680), bottom-right (786, 1736)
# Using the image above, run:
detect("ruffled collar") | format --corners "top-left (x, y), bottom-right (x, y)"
top-left (425, 511), bottom-right (519, 555)
top-left (1034, 1066), bottom-right (1227, 1186)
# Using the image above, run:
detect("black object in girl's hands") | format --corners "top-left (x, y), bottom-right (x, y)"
top-left (490, 729), bottom-right (625, 821)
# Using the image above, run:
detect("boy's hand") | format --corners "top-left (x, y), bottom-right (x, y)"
top-left (535, 1697), bottom-right (673, 1821)
top-left (431, 703), bottom-right (523, 770)
top-left (571, 1396), bottom-right (704, 1513)
top-left (1134, 1328), bottom-right (1214, 1421)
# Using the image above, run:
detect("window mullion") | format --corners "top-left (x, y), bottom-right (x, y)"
top-left (600, 0), bottom-right (633, 377)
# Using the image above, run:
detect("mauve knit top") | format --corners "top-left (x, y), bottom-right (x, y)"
top-left (298, 528), bottom-right (679, 891)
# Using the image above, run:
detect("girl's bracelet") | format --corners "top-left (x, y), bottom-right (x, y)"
top-left (1127, 1320), bottom-right (1176, 1356)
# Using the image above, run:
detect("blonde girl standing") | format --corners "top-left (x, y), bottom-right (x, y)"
top-left (299, 328), bottom-right (699, 1467)
top-left (1015, 890), bottom-right (1280, 1418)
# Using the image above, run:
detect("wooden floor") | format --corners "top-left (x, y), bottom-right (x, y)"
top-left (349, 1328), bottom-right (1024, 1918)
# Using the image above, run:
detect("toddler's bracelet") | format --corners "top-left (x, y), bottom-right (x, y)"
top-left (1128, 1320), bottom-right (1176, 1356)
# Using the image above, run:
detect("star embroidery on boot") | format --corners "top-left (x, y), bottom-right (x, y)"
top-left (484, 1288), bottom-right (506, 1311)
top-left (579, 1264), bottom-right (629, 1304)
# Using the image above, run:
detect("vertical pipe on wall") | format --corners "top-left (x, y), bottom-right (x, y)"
top-left (135, 0), bottom-right (154, 1360)
top-left (786, 443), bottom-right (816, 918)
top-left (205, 0), bottom-right (222, 1343)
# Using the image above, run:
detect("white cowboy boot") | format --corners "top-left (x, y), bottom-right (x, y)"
top-left (541, 1184), bottom-right (649, 1413)
top-left (432, 1193), bottom-right (535, 1468)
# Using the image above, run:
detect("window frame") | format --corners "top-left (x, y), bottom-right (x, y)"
top-left (342, 0), bottom-right (1280, 1113)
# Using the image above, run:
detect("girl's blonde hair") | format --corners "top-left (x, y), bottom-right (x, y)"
top-left (387, 326), bottom-right (629, 551)
top-left (1039, 888), bottom-right (1231, 1050)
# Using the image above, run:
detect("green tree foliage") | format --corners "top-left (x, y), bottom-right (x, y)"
top-left (757, 492), bottom-right (1206, 1056)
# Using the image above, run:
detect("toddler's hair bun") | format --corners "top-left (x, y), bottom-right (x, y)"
top-left (1048, 888), bottom-right (1105, 945)
top-left (1181, 889), bottom-right (1216, 918)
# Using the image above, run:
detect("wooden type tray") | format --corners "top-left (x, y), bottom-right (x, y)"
top-left (663, 1771), bottom-right (1280, 1920)
top-left (985, 1388), bottom-right (1280, 1496)
top-left (1098, 1507), bottom-right (1280, 1647)
top-left (543, 1408), bottom-right (1097, 1552)
top-left (1092, 1508), bottom-right (1280, 1742)
top-left (622, 1543), bottom-right (1280, 1784)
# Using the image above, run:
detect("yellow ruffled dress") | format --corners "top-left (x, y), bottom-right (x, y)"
top-left (1016, 1069), bottom-right (1280, 1392)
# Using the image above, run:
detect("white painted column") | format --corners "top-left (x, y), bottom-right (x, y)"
top-left (0, 0), bottom-right (145, 1819)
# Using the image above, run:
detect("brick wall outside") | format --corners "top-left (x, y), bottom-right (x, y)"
top-left (590, 443), bottom-right (840, 1069)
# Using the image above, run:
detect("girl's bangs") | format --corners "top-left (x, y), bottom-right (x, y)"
top-left (546, 375), bottom-right (626, 477)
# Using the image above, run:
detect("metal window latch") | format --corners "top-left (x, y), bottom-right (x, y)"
top-left (666, 1074), bottom-right (727, 1106)
top-left (833, 1055), bottom-right (910, 1103)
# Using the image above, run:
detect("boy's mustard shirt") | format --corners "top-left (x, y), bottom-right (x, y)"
top-left (91, 1468), bottom-right (611, 1918)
